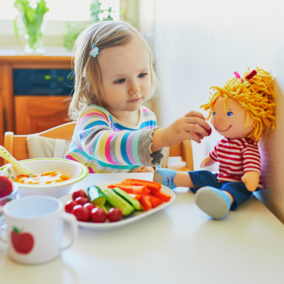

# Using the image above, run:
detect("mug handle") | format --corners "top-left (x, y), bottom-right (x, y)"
top-left (60, 212), bottom-right (78, 251)
top-left (0, 206), bottom-right (7, 243)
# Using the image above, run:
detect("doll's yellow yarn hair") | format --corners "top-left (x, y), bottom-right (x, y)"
top-left (200, 67), bottom-right (275, 142)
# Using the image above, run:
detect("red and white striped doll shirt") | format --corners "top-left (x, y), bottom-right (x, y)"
top-left (209, 137), bottom-right (263, 188)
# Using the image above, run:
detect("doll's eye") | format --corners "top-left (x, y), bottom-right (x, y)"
top-left (227, 111), bottom-right (233, 117)
top-left (212, 112), bottom-right (216, 117)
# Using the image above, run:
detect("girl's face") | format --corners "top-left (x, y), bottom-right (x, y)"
top-left (98, 37), bottom-right (151, 117)
top-left (212, 97), bottom-right (254, 139)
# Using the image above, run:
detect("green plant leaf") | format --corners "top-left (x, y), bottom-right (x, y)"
top-left (13, 17), bottom-right (20, 42)
top-left (13, 0), bottom-right (49, 50)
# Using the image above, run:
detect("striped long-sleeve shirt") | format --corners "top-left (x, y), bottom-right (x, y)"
top-left (209, 137), bottom-right (262, 188)
top-left (65, 105), bottom-right (164, 173)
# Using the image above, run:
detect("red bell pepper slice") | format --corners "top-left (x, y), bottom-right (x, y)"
top-left (145, 194), bottom-right (163, 208)
top-left (140, 195), bottom-right (152, 211)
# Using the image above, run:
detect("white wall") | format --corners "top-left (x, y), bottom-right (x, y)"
top-left (154, 0), bottom-right (284, 222)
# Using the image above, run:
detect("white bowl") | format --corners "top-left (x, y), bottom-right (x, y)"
top-left (0, 158), bottom-right (89, 198)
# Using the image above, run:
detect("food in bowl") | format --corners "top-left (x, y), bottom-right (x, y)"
top-left (0, 158), bottom-right (89, 198)
top-left (14, 171), bottom-right (71, 185)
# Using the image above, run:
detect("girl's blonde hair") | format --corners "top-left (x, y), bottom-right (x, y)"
top-left (68, 21), bottom-right (158, 120)
top-left (200, 67), bottom-right (275, 142)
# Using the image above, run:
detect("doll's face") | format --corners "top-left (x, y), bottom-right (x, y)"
top-left (212, 97), bottom-right (254, 139)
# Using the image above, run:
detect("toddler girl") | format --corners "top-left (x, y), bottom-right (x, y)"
top-left (65, 21), bottom-right (210, 173)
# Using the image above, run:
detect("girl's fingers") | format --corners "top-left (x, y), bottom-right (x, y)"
top-left (187, 132), bottom-right (202, 144)
top-left (185, 123), bottom-right (208, 137)
top-left (135, 167), bottom-right (144, 172)
top-left (185, 116), bottom-right (211, 132)
top-left (135, 166), bottom-right (154, 173)
top-left (184, 111), bottom-right (205, 120)
top-left (196, 133), bottom-right (205, 139)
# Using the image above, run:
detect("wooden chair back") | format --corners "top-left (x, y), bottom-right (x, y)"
top-left (3, 122), bottom-right (194, 172)
top-left (3, 122), bottom-right (76, 164)
top-left (167, 139), bottom-right (194, 171)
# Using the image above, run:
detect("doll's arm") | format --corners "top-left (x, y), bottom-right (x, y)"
top-left (200, 155), bottom-right (216, 168)
top-left (241, 171), bottom-right (260, 192)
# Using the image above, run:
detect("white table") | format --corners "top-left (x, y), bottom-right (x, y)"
top-left (1, 173), bottom-right (284, 284)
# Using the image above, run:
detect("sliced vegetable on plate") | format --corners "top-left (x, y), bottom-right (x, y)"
top-left (61, 179), bottom-right (175, 229)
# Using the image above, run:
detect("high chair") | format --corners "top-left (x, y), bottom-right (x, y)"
top-left (2, 122), bottom-right (193, 171)
top-left (3, 122), bottom-right (76, 165)
top-left (166, 139), bottom-right (194, 171)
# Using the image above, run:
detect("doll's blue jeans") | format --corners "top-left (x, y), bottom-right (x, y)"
top-left (189, 170), bottom-right (258, 210)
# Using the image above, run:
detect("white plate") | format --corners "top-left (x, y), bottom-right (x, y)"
top-left (59, 181), bottom-right (175, 231)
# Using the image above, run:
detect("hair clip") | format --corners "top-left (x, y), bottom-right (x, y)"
top-left (234, 71), bottom-right (244, 82)
top-left (90, 42), bottom-right (99, 58)
top-left (245, 70), bottom-right (257, 80)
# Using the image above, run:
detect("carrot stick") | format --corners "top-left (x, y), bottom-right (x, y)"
top-left (128, 193), bottom-right (141, 201)
top-left (140, 195), bottom-right (152, 211)
top-left (151, 190), bottom-right (171, 202)
top-left (123, 179), bottom-right (161, 192)
top-left (107, 184), bottom-right (150, 195)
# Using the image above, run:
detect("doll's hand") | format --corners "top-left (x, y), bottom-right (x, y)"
top-left (135, 166), bottom-right (154, 173)
top-left (200, 155), bottom-right (216, 168)
top-left (241, 171), bottom-right (260, 192)
top-left (151, 111), bottom-right (211, 152)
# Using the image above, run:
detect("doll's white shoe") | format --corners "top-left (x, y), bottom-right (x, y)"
top-left (194, 187), bottom-right (231, 220)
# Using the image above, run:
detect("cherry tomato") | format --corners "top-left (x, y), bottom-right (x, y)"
top-left (72, 190), bottom-right (87, 201)
top-left (84, 203), bottom-right (96, 212)
top-left (91, 207), bottom-right (107, 223)
top-left (107, 208), bottom-right (123, 222)
top-left (65, 200), bottom-right (78, 213)
top-left (75, 197), bottom-right (89, 205)
top-left (72, 205), bottom-right (90, 222)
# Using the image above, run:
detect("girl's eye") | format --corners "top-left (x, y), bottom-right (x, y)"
top-left (138, 73), bottom-right (147, 78)
top-left (115, 78), bottom-right (125, 84)
top-left (212, 112), bottom-right (216, 117)
top-left (227, 111), bottom-right (233, 117)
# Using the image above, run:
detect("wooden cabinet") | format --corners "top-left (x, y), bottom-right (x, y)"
top-left (0, 53), bottom-right (73, 166)
top-left (14, 96), bottom-right (70, 134)
top-left (0, 53), bottom-right (73, 141)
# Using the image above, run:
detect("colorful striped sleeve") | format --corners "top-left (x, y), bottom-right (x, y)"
top-left (76, 105), bottom-right (163, 167)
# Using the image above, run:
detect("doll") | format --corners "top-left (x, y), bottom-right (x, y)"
top-left (154, 68), bottom-right (275, 220)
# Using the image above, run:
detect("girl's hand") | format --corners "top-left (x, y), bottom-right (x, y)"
top-left (151, 111), bottom-right (211, 152)
top-left (135, 167), bottom-right (155, 173)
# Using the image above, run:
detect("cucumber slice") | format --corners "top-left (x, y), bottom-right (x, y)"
top-left (103, 188), bottom-right (134, 216)
top-left (112, 187), bottom-right (143, 211)
top-left (87, 185), bottom-right (107, 207)
top-left (97, 201), bottom-right (112, 213)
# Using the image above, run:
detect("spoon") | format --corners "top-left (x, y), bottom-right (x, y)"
top-left (0, 146), bottom-right (32, 176)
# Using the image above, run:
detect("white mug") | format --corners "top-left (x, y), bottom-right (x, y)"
top-left (0, 195), bottom-right (78, 265)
